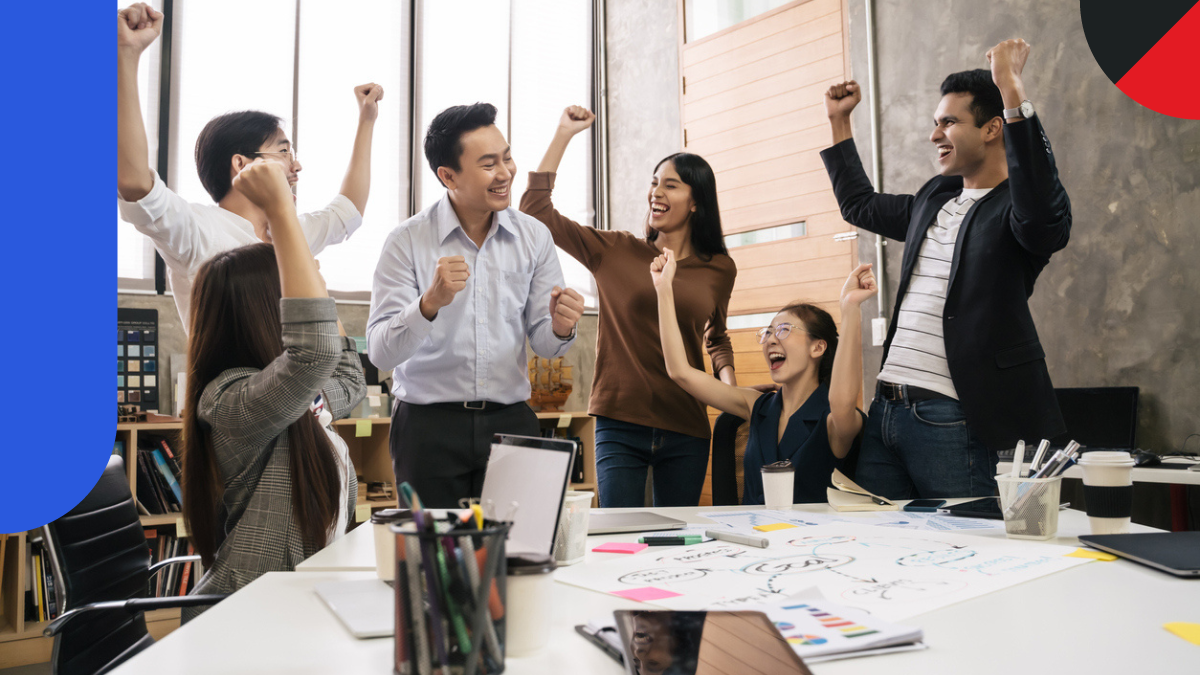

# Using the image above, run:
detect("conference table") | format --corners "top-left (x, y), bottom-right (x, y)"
top-left (110, 502), bottom-right (1199, 674)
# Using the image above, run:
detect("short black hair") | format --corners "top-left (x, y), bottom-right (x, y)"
top-left (940, 69), bottom-right (1004, 127)
top-left (424, 103), bottom-right (498, 186)
top-left (194, 111), bottom-right (283, 202)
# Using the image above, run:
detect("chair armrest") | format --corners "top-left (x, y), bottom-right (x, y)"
top-left (148, 555), bottom-right (201, 577)
top-left (43, 594), bottom-right (229, 637)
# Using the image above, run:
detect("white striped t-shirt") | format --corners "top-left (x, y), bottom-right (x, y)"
top-left (877, 188), bottom-right (992, 399)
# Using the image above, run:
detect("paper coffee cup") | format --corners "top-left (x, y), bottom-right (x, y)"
top-left (371, 509), bottom-right (411, 581)
top-left (761, 460), bottom-right (794, 509)
top-left (1078, 452), bottom-right (1135, 535)
top-left (506, 554), bottom-right (558, 656)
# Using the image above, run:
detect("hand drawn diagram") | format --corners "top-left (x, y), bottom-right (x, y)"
top-left (557, 524), bottom-right (1088, 621)
top-left (700, 509), bottom-right (1000, 533)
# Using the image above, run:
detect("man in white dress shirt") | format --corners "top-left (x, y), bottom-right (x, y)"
top-left (117, 3), bottom-right (382, 330)
top-left (368, 103), bottom-right (585, 508)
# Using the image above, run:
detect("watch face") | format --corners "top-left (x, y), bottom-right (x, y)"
top-left (1020, 100), bottom-right (1034, 118)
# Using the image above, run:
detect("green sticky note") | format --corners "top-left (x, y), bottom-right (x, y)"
top-left (355, 419), bottom-right (372, 437)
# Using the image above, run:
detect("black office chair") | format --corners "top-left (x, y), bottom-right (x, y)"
top-left (709, 411), bottom-right (865, 506)
top-left (40, 455), bottom-right (227, 675)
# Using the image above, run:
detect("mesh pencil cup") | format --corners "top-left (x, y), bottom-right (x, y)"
top-left (393, 520), bottom-right (511, 675)
top-left (997, 475), bottom-right (1063, 540)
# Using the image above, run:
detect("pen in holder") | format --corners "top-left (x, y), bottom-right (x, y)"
top-left (997, 475), bottom-right (1063, 540)
top-left (393, 520), bottom-right (511, 675)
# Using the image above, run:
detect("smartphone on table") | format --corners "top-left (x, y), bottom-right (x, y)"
top-left (903, 499), bottom-right (948, 512)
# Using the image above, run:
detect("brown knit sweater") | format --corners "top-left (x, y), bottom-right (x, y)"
top-left (520, 171), bottom-right (736, 439)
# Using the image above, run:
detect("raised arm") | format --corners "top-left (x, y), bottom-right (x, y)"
top-left (820, 81), bottom-right (914, 242)
top-left (537, 105), bottom-right (595, 173)
top-left (987, 39), bottom-right (1071, 257)
top-left (338, 83), bottom-right (383, 215)
top-left (826, 264), bottom-right (876, 458)
top-left (117, 3), bottom-right (163, 201)
top-left (653, 249), bottom-right (760, 420)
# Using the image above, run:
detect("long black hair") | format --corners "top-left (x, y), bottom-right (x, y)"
top-left (645, 153), bottom-right (728, 260)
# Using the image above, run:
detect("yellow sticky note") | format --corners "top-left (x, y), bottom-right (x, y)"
top-left (1164, 622), bottom-right (1200, 646)
top-left (355, 419), bottom-right (372, 437)
top-left (1066, 548), bottom-right (1118, 561)
top-left (175, 518), bottom-right (188, 538)
top-left (557, 414), bottom-right (572, 429)
top-left (355, 504), bottom-right (371, 523)
top-left (753, 523), bottom-right (797, 532)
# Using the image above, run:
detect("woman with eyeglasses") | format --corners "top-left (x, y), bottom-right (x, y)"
top-left (520, 106), bottom-right (736, 508)
top-left (653, 251), bottom-right (876, 504)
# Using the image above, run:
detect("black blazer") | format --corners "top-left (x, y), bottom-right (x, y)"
top-left (820, 115), bottom-right (1072, 452)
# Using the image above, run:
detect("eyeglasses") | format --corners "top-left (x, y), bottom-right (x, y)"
top-left (756, 323), bottom-right (805, 344)
top-left (255, 148), bottom-right (298, 164)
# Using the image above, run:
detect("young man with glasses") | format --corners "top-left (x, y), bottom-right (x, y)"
top-left (820, 39), bottom-right (1072, 499)
top-left (367, 103), bottom-right (585, 508)
top-left (117, 3), bottom-right (383, 330)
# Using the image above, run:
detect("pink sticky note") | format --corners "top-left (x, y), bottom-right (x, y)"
top-left (612, 587), bottom-right (683, 602)
top-left (592, 542), bottom-right (648, 554)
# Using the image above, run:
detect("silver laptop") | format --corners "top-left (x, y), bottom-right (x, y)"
top-left (588, 511), bottom-right (688, 535)
top-left (481, 434), bottom-right (577, 556)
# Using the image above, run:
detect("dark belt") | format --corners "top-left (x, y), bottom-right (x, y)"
top-left (420, 400), bottom-right (519, 412)
top-left (876, 381), bottom-right (955, 403)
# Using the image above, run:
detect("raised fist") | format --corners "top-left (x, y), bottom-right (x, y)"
top-left (557, 105), bottom-right (596, 136)
top-left (117, 3), bottom-right (163, 55)
top-left (986, 39), bottom-right (1030, 88)
top-left (824, 81), bottom-right (862, 119)
top-left (422, 256), bottom-right (470, 316)
top-left (232, 160), bottom-right (294, 213)
top-left (355, 83), bottom-right (384, 123)
top-left (650, 248), bottom-right (677, 289)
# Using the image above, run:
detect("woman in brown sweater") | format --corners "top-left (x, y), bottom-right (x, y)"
top-left (520, 106), bottom-right (737, 507)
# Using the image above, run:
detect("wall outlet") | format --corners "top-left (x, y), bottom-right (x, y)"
top-left (871, 317), bottom-right (888, 346)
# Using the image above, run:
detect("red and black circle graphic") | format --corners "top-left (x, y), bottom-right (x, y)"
top-left (1081, 0), bottom-right (1200, 120)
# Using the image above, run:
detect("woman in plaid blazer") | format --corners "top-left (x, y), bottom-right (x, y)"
top-left (179, 161), bottom-right (366, 622)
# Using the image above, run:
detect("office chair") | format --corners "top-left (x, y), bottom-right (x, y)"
top-left (709, 411), bottom-right (864, 506)
top-left (40, 455), bottom-right (227, 675)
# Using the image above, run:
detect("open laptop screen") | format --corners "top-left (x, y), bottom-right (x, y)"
top-left (1049, 387), bottom-right (1139, 450)
top-left (480, 434), bottom-right (575, 556)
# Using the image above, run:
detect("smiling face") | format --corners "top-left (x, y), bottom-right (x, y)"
top-left (646, 160), bottom-right (696, 237)
top-left (629, 614), bottom-right (675, 675)
top-left (255, 128), bottom-right (302, 199)
top-left (439, 124), bottom-right (515, 216)
top-left (761, 311), bottom-right (826, 386)
top-left (930, 92), bottom-right (999, 179)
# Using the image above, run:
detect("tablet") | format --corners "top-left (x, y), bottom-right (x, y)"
top-left (939, 496), bottom-right (1003, 519)
top-left (1079, 532), bottom-right (1200, 578)
top-left (613, 610), bottom-right (813, 675)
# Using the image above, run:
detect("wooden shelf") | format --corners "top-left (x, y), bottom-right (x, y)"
top-left (140, 514), bottom-right (182, 527)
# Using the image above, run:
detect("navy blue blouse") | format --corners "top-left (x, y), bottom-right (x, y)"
top-left (742, 386), bottom-right (846, 505)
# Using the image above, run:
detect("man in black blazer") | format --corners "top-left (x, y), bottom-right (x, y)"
top-left (819, 39), bottom-right (1071, 499)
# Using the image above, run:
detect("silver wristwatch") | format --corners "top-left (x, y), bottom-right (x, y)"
top-left (1003, 99), bottom-right (1035, 121)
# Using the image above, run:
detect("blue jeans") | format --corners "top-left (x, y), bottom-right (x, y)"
top-left (593, 416), bottom-right (710, 508)
top-left (856, 394), bottom-right (997, 500)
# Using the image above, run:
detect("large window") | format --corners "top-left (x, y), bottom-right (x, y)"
top-left (118, 0), bottom-right (599, 303)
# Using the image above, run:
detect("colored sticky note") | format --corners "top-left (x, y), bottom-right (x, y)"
top-left (612, 587), bottom-right (683, 602)
top-left (355, 504), bottom-right (371, 523)
top-left (754, 523), bottom-right (797, 532)
top-left (592, 542), bottom-right (648, 554)
top-left (1164, 622), bottom-right (1200, 646)
top-left (355, 419), bottom-right (372, 437)
top-left (1067, 548), bottom-right (1118, 561)
top-left (558, 413), bottom-right (572, 428)
top-left (175, 518), bottom-right (188, 538)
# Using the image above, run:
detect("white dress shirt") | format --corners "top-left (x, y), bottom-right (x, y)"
top-left (118, 172), bottom-right (362, 330)
top-left (367, 194), bottom-right (574, 405)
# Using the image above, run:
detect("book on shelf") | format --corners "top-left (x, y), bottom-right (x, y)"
top-left (138, 448), bottom-right (180, 513)
top-left (150, 448), bottom-right (184, 504)
top-left (113, 439), bottom-right (126, 462)
top-left (135, 453), bottom-right (168, 514)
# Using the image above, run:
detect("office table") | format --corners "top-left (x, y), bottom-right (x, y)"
top-left (111, 504), bottom-right (1200, 674)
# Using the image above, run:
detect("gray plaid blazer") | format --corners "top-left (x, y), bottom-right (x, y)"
top-left (184, 298), bottom-right (366, 622)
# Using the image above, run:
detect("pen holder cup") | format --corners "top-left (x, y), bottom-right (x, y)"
top-left (997, 475), bottom-right (1062, 540)
top-left (393, 521), bottom-right (511, 675)
top-left (552, 490), bottom-right (593, 566)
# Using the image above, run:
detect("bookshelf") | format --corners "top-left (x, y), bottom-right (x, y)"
top-left (0, 412), bottom-right (596, 668)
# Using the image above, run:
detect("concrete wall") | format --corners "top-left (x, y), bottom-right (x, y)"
top-left (845, 0), bottom-right (1200, 453)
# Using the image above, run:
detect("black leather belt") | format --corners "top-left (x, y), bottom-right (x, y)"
top-left (424, 401), bottom-right (516, 412)
top-left (876, 381), bottom-right (955, 403)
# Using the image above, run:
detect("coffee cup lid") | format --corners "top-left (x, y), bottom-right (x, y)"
top-left (370, 508), bottom-right (413, 525)
top-left (1079, 451), bottom-right (1134, 464)
top-left (762, 460), bottom-right (794, 473)
top-left (507, 553), bottom-right (557, 576)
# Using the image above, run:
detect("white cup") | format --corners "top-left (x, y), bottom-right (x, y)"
top-left (1078, 451), bottom-right (1135, 535)
top-left (505, 554), bottom-right (557, 656)
top-left (552, 491), bottom-right (593, 566)
top-left (370, 509), bottom-right (411, 581)
top-left (761, 460), bottom-right (794, 509)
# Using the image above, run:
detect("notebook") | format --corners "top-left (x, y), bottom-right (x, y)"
top-left (314, 578), bottom-right (393, 639)
top-left (827, 469), bottom-right (898, 511)
top-left (1079, 532), bottom-right (1200, 578)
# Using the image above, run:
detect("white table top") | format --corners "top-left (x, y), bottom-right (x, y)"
top-left (996, 460), bottom-right (1200, 485)
top-left (113, 504), bottom-right (1200, 674)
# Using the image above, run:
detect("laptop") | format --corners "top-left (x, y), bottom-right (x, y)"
top-left (587, 511), bottom-right (688, 535)
top-left (315, 578), bottom-right (393, 639)
top-left (480, 434), bottom-right (577, 556)
top-left (1079, 532), bottom-right (1200, 578)
top-left (997, 386), bottom-right (1140, 460)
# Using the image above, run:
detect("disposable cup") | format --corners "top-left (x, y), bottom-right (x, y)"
top-left (761, 460), bottom-right (794, 509)
top-left (1078, 451), bottom-right (1135, 535)
top-left (505, 554), bottom-right (557, 656)
top-left (370, 508), bottom-right (411, 581)
top-left (552, 491), bottom-right (593, 566)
